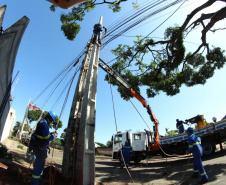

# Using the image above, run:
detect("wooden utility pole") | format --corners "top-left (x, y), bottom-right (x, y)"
top-left (62, 17), bottom-right (102, 185)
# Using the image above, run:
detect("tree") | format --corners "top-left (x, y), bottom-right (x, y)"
top-left (95, 142), bottom-right (106, 147)
top-left (165, 128), bottom-right (178, 136)
top-left (106, 140), bottom-right (113, 147)
top-left (55, 138), bottom-right (62, 146)
top-left (12, 121), bottom-right (21, 136)
top-left (50, 0), bottom-right (137, 40)
top-left (28, 109), bottom-right (43, 123)
top-left (106, 0), bottom-right (226, 99)
top-left (60, 128), bottom-right (67, 146)
top-left (27, 110), bottom-right (63, 129)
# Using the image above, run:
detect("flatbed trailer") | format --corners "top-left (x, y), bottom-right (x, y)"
top-left (159, 118), bottom-right (226, 156)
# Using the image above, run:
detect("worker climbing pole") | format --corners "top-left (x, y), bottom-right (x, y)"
top-left (62, 17), bottom-right (103, 185)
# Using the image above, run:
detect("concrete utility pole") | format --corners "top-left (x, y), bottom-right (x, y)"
top-left (62, 17), bottom-right (102, 185)
top-left (19, 98), bottom-right (31, 139)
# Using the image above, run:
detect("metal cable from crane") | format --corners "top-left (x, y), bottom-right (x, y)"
top-left (101, 38), bottom-right (193, 183)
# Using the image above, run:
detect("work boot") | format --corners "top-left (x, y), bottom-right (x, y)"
top-left (92, 39), bottom-right (96, 44)
top-left (191, 175), bottom-right (199, 179)
top-left (198, 179), bottom-right (208, 184)
top-left (98, 40), bottom-right (101, 44)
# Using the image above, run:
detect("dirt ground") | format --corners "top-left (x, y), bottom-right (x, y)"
top-left (1, 138), bottom-right (226, 185)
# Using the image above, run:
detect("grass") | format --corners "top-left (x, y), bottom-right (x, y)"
top-left (17, 144), bottom-right (24, 150)
top-left (8, 136), bottom-right (20, 142)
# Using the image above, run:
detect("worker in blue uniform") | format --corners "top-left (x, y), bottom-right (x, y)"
top-left (120, 141), bottom-right (132, 169)
top-left (176, 119), bottom-right (187, 133)
top-left (186, 127), bottom-right (209, 183)
top-left (27, 111), bottom-right (58, 185)
top-left (92, 23), bottom-right (107, 44)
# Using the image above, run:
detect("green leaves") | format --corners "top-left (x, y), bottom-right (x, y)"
top-left (27, 110), bottom-right (63, 129)
top-left (61, 22), bottom-right (81, 41)
top-left (50, 0), bottom-right (132, 40)
top-left (108, 1), bottom-right (121, 13)
top-left (109, 25), bottom-right (226, 99)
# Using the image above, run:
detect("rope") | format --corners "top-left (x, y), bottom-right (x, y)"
top-left (102, 37), bottom-right (194, 183)
top-left (102, 38), bottom-right (135, 183)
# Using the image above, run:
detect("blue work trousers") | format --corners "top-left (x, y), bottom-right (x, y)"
top-left (179, 126), bottom-right (184, 133)
top-left (193, 157), bottom-right (208, 181)
top-left (31, 158), bottom-right (45, 185)
top-left (93, 30), bottom-right (101, 40)
top-left (121, 154), bottom-right (130, 168)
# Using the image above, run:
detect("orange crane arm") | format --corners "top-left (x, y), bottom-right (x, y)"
top-left (99, 58), bottom-right (159, 145)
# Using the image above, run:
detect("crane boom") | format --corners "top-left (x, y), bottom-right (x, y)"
top-left (99, 59), bottom-right (160, 148)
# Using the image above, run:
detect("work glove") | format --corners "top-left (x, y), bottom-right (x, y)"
top-left (51, 131), bottom-right (58, 138)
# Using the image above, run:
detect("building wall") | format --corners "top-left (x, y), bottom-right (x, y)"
top-left (0, 107), bottom-right (16, 142)
top-left (95, 147), bottom-right (112, 156)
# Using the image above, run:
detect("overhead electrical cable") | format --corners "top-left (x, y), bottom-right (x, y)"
top-left (104, 0), bottom-right (185, 46)
top-left (105, 0), bottom-right (168, 40)
top-left (32, 46), bottom-right (87, 103)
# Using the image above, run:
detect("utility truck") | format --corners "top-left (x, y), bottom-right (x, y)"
top-left (98, 59), bottom-right (226, 163)
top-left (111, 115), bottom-right (226, 163)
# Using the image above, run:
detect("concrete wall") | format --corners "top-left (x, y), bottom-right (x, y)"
top-left (0, 108), bottom-right (16, 142)
top-left (95, 147), bottom-right (112, 156)
top-left (0, 15), bottom-right (29, 142)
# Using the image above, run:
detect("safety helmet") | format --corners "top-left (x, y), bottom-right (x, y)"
top-left (176, 119), bottom-right (179, 122)
top-left (186, 127), bottom-right (194, 136)
top-left (48, 111), bottom-right (57, 121)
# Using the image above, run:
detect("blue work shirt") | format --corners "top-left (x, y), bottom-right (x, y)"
top-left (29, 119), bottom-right (55, 154)
top-left (187, 133), bottom-right (203, 157)
top-left (121, 145), bottom-right (132, 156)
top-left (176, 120), bottom-right (185, 133)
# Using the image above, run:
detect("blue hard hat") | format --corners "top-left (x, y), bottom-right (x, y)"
top-left (186, 127), bottom-right (194, 135)
top-left (48, 111), bottom-right (57, 121)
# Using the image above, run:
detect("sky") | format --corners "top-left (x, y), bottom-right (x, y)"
top-left (1, 0), bottom-right (226, 145)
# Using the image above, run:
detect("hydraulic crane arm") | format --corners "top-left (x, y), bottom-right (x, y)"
top-left (99, 58), bottom-right (159, 145)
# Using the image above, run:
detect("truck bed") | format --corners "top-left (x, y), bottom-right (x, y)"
top-left (160, 119), bottom-right (226, 145)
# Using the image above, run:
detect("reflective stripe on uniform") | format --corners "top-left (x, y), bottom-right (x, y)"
top-left (36, 134), bottom-right (51, 140)
top-left (32, 174), bottom-right (40, 179)
top-left (193, 142), bottom-right (201, 145)
top-left (189, 142), bottom-right (201, 148)
top-left (201, 172), bottom-right (206, 176)
top-left (178, 124), bottom-right (183, 128)
top-left (193, 170), bottom-right (199, 172)
top-left (123, 146), bottom-right (131, 149)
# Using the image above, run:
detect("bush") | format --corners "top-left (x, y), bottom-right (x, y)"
top-left (0, 143), bottom-right (13, 160)
top-left (17, 144), bottom-right (24, 150)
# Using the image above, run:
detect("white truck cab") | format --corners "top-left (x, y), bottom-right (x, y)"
top-left (112, 132), bottom-right (132, 159)
top-left (112, 130), bottom-right (153, 163)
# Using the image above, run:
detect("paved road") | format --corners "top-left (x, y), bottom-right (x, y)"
top-left (2, 138), bottom-right (226, 184)
top-left (95, 146), bottom-right (226, 184)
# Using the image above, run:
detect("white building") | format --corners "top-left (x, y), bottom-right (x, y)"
top-left (0, 108), bottom-right (16, 142)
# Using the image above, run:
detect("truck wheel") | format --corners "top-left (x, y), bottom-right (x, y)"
top-left (202, 142), bottom-right (216, 156)
top-left (134, 157), bottom-right (141, 164)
